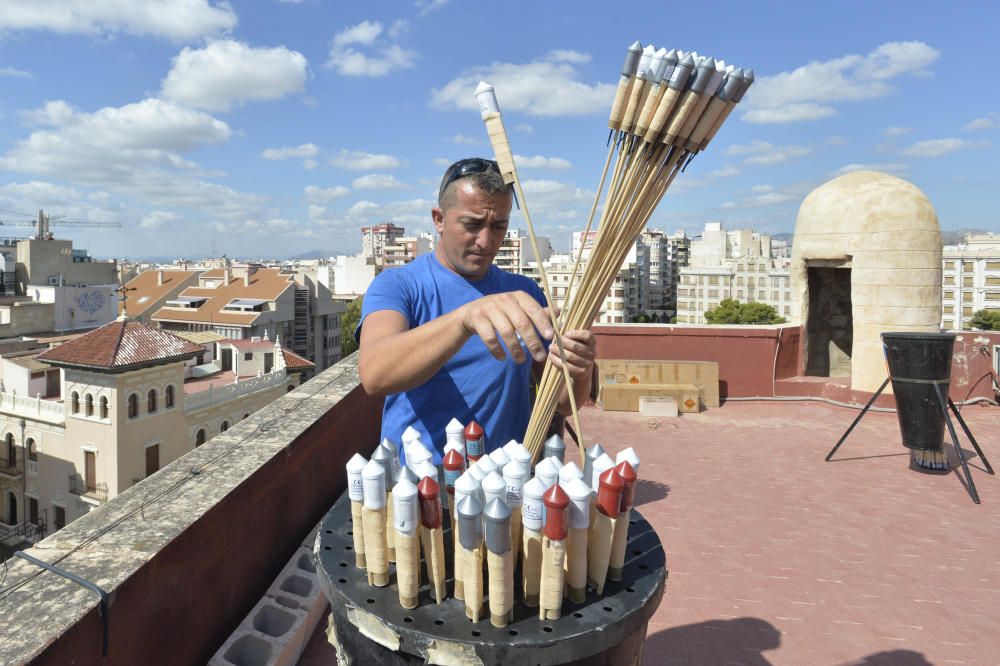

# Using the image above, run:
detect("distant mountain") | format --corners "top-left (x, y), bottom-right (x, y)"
top-left (287, 249), bottom-right (337, 260)
top-left (941, 228), bottom-right (989, 246)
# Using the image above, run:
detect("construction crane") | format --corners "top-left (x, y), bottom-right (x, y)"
top-left (0, 209), bottom-right (120, 240)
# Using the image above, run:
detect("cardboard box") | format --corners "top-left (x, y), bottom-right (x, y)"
top-left (596, 360), bottom-right (720, 408)
top-left (600, 383), bottom-right (701, 413)
top-left (639, 396), bottom-right (678, 418)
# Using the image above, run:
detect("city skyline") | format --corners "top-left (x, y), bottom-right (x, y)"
top-left (1, 1), bottom-right (999, 260)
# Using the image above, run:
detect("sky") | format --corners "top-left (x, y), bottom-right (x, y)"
top-left (0, 1), bottom-right (998, 260)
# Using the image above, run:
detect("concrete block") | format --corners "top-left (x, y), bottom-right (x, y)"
top-left (270, 546), bottom-right (327, 648)
top-left (639, 396), bottom-right (678, 418)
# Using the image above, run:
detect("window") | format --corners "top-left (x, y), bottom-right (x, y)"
top-left (963, 276), bottom-right (974, 287)
top-left (147, 389), bottom-right (157, 413)
top-left (944, 290), bottom-right (955, 300)
top-left (195, 429), bottom-right (206, 447)
top-left (165, 385), bottom-right (174, 409)
top-left (963, 261), bottom-right (974, 272)
top-left (128, 393), bottom-right (138, 419)
top-left (242, 413), bottom-right (250, 420)
top-left (71, 392), bottom-right (80, 414)
top-left (220, 421), bottom-right (229, 432)
top-left (54, 505), bottom-right (66, 530)
top-left (244, 352), bottom-right (253, 361)
top-left (944, 276), bottom-right (956, 286)
top-left (100, 397), bottom-right (109, 419)
top-left (963, 292), bottom-right (973, 303)
top-left (986, 261), bottom-right (1000, 271)
top-left (5, 433), bottom-right (14, 465)
top-left (943, 320), bottom-right (955, 329)
top-left (84, 451), bottom-right (96, 491)
top-left (27, 439), bottom-right (36, 462)
top-left (85, 394), bottom-right (94, 417)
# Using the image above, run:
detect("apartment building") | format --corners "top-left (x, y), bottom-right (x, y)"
top-left (524, 251), bottom-right (639, 325)
top-left (0, 316), bottom-right (311, 540)
top-left (128, 264), bottom-right (340, 374)
top-left (361, 223), bottom-right (405, 268)
top-left (495, 230), bottom-right (553, 274)
top-left (676, 222), bottom-right (792, 324)
top-left (942, 233), bottom-right (1000, 330)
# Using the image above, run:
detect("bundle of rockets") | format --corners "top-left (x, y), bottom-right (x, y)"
top-left (345, 419), bottom-right (640, 627)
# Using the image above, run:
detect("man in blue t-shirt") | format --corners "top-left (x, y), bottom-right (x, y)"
top-left (357, 158), bottom-right (595, 462)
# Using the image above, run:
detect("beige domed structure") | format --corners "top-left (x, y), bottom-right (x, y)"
top-left (791, 171), bottom-right (942, 393)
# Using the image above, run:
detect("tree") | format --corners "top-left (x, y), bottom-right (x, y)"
top-left (340, 297), bottom-right (364, 356)
top-left (970, 309), bottom-right (1000, 331)
top-left (705, 298), bottom-right (786, 325)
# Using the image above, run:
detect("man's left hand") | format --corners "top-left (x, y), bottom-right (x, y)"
top-left (547, 329), bottom-right (596, 380)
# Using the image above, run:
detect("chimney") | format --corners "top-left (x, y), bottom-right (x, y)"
top-left (157, 270), bottom-right (164, 286)
top-left (224, 267), bottom-right (231, 284)
top-left (243, 273), bottom-right (250, 287)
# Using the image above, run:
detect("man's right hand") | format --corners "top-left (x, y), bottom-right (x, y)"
top-left (458, 291), bottom-right (554, 364)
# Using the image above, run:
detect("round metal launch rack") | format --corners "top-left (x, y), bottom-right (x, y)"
top-left (316, 489), bottom-right (667, 665)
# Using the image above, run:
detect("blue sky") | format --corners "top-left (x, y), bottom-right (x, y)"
top-left (0, 1), bottom-right (997, 260)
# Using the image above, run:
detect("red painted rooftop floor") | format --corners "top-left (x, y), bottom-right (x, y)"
top-left (303, 400), bottom-right (1000, 665)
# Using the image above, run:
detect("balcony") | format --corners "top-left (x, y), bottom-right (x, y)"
top-left (0, 335), bottom-right (997, 665)
top-left (183, 368), bottom-right (290, 412)
top-left (68, 474), bottom-right (109, 503)
top-left (0, 391), bottom-right (66, 425)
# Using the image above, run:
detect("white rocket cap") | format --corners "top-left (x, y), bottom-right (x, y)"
top-left (414, 460), bottom-right (438, 483)
top-left (510, 444), bottom-right (532, 470)
top-left (489, 447), bottom-right (510, 469)
top-left (346, 453), bottom-right (367, 502)
top-left (591, 453), bottom-right (615, 495)
top-left (476, 454), bottom-right (499, 477)
top-left (454, 471), bottom-right (480, 507)
top-left (559, 461), bottom-right (583, 485)
top-left (565, 477), bottom-right (592, 529)
top-left (534, 457), bottom-right (559, 489)
top-left (361, 459), bottom-right (386, 509)
top-left (402, 426), bottom-right (422, 445)
top-left (475, 81), bottom-right (499, 118)
top-left (392, 477), bottom-right (419, 536)
top-left (502, 459), bottom-right (527, 508)
top-left (445, 418), bottom-right (465, 452)
top-left (481, 470), bottom-right (507, 507)
top-left (467, 459), bottom-right (487, 485)
top-left (616, 447), bottom-right (641, 475)
top-left (521, 476), bottom-right (546, 531)
top-left (502, 439), bottom-right (520, 457)
top-left (407, 442), bottom-right (433, 466)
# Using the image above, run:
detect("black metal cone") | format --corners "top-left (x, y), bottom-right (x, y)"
top-left (881, 332), bottom-right (956, 452)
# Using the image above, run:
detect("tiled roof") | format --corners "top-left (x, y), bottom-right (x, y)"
top-left (119, 270), bottom-right (200, 318)
top-left (6, 353), bottom-right (50, 372)
top-left (173, 330), bottom-right (227, 345)
top-left (151, 267), bottom-right (293, 327)
top-left (282, 349), bottom-right (313, 370)
top-left (38, 317), bottom-right (204, 371)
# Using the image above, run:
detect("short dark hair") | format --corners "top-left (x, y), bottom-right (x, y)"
top-left (438, 158), bottom-right (510, 210)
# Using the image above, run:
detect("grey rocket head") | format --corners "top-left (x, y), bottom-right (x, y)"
top-left (688, 56), bottom-right (716, 95)
top-left (583, 443), bottom-right (606, 486)
top-left (733, 69), bottom-right (754, 103)
top-left (621, 40), bottom-right (642, 77)
top-left (668, 53), bottom-right (696, 91)
top-left (456, 495), bottom-right (484, 549)
top-left (371, 444), bottom-right (394, 481)
top-left (483, 497), bottom-right (512, 554)
top-left (543, 434), bottom-right (566, 462)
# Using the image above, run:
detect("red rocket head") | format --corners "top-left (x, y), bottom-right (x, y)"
top-left (464, 420), bottom-right (483, 440)
top-left (443, 449), bottom-right (464, 473)
top-left (542, 483), bottom-right (569, 541)
top-left (614, 460), bottom-right (636, 513)
top-left (597, 467), bottom-right (624, 518)
top-left (417, 476), bottom-right (442, 529)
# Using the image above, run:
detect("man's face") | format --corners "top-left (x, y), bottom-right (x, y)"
top-left (432, 181), bottom-right (512, 280)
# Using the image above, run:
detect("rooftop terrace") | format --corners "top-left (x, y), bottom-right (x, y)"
top-left (1, 325), bottom-right (997, 665)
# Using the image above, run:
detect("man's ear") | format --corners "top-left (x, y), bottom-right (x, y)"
top-left (431, 207), bottom-right (445, 234)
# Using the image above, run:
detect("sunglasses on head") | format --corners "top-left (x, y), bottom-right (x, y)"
top-left (438, 158), bottom-right (501, 201)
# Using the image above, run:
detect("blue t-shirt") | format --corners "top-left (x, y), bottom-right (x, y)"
top-left (357, 253), bottom-right (547, 464)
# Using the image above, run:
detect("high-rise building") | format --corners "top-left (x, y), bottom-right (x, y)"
top-left (942, 233), bottom-right (1000, 330)
top-left (361, 223), bottom-right (405, 268)
top-left (496, 230), bottom-right (552, 274)
top-left (676, 222), bottom-right (791, 324)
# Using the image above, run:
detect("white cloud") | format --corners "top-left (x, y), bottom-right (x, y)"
top-left (388, 19), bottom-right (409, 39)
top-left (433, 157), bottom-right (450, 167)
top-left (20, 100), bottom-right (76, 126)
top-left (0, 65), bottom-right (31, 78)
top-left (519, 179), bottom-right (595, 221)
top-left (726, 139), bottom-right (811, 165)
top-left (161, 41), bottom-right (308, 112)
top-left (515, 123), bottom-right (534, 134)
top-left (140, 210), bottom-right (179, 229)
top-left (352, 174), bottom-right (408, 190)
top-left (751, 184), bottom-right (773, 193)
top-left (742, 41), bottom-right (940, 124)
top-left (827, 135), bottom-right (848, 145)
top-left (964, 113), bottom-right (1000, 131)
top-left (449, 134), bottom-right (479, 145)
top-left (832, 163), bottom-right (908, 177)
top-left (514, 154), bottom-right (572, 170)
top-left (709, 165), bottom-right (741, 178)
top-left (901, 138), bottom-right (988, 157)
top-left (329, 150), bottom-right (404, 170)
top-left (430, 51), bottom-right (615, 117)
top-left (261, 143), bottom-right (319, 160)
top-left (304, 185), bottom-right (350, 203)
top-left (0, 0), bottom-right (237, 41)
top-left (415, 0), bottom-right (449, 16)
top-left (326, 20), bottom-right (417, 77)
top-left (883, 126), bottom-right (912, 137)
top-left (547, 50), bottom-right (590, 64)
top-left (325, 198), bottom-right (435, 231)
top-left (303, 158), bottom-right (318, 170)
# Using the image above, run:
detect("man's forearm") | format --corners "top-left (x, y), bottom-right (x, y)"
top-left (555, 371), bottom-right (593, 417)
top-left (359, 310), bottom-right (471, 396)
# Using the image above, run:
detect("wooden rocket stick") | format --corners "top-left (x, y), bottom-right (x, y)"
top-left (393, 478), bottom-right (420, 609)
top-left (564, 477), bottom-right (591, 603)
top-left (664, 56), bottom-right (716, 145)
top-left (476, 81), bottom-right (585, 460)
top-left (619, 45), bottom-right (654, 133)
top-left (521, 476), bottom-right (546, 607)
top-left (587, 467), bottom-right (623, 594)
top-left (540, 484), bottom-right (569, 620)
top-left (608, 461), bottom-right (637, 582)
top-left (346, 453), bottom-right (367, 569)
top-left (361, 459), bottom-right (389, 587)
top-left (699, 69), bottom-right (753, 150)
top-left (608, 41), bottom-right (642, 131)
top-left (418, 476), bottom-right (447, 604)
top-left (457, 495), bottom-right (484, 622)
top-left (484, 498), bottom-right (513, 627)
top-left (644, 53), bottom-right (695, 142)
